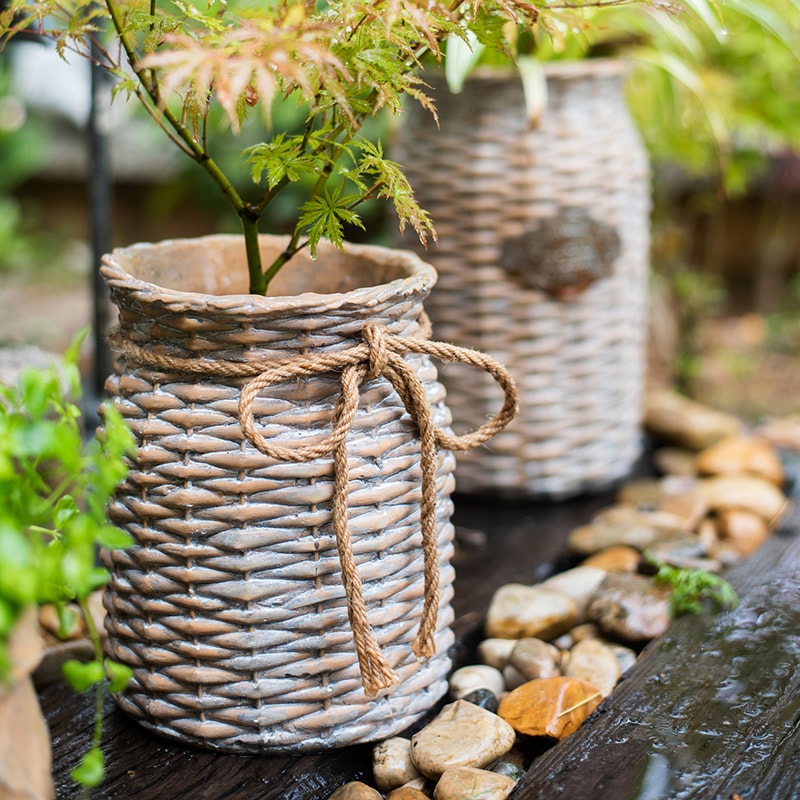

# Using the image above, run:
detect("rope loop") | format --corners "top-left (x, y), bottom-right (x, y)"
top-left (109, 322), bottom-right (518, 696)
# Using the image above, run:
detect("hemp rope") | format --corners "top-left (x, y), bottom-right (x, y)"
top-left (108, 323), bottom-right (518, 696)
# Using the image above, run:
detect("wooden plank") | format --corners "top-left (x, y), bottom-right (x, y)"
top-left (512, 502), bottom-right (800, 800)
top-left (41, 490), bottom-right (613, 800)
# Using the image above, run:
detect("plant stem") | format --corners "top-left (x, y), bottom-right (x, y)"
top-left (103, 0), bottom-right (268, 294)
top-left (79, 596), bottom-right (105, 800)
top-left (241, 211), bottom-right (267, 295)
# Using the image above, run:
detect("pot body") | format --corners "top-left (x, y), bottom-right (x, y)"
top-left (100, 235), bottom-right (456, 753)
top-left (394, 60), bottom-right (651, 498)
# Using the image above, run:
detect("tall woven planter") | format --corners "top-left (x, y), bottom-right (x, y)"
top-left (99, 235), bottom-right (473, 754)
top-left (394, 59), bottom-right (651, 498)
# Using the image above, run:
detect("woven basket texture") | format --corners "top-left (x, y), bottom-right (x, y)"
top-left (393, 60), bottom-right (651, 498)
top-left (100, 235), bottom-right (457, 753)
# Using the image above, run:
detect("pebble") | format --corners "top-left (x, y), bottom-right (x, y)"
top-left (539, 566), bottom-right (607, 619)
top-left (477, 638), bottom-right (517, 671)
top-left (697, 474), bottom-right (788, 522)
top-left (644, 389), bottom-right (743, 450)
top-left (386, 787), bottom-right (430, 800)
top-left (328, 782), bottom-right (383, 800)
top-left (581, 545), bottom-right (641, 573)
top-left (563, 638), bottom-right (622, 698)
top-left (507, 637), bottom-right (561, 682)
top-left (564, 623), bottom-right (602, 646)
top-left (609, 643), bottom-right (638, 675)
top-left (567, 506), bottom-right (688, 556)
top-left (448, 664), bottom-right (505, 700)
top-left (373, 737), bottom-right (423, 793)
top-left (696, 435), bottom-right (785, 486)
top-left (460, 688), bottom-right (499, 714)
top-left (410, 700), bottom-right (516, 779)
top-left (616, 477), bottom-right (665, 508)
top-left (490, 760), bottom-right (525, 781)
top-left (433, 767), bottom-right (516, 800)
top-left (716, 508), bottom-right (770, 556)
top-left (657, 478), bottom-right (710, 529)
top-left (587, 573), bottom-right (672, 643)
top-left (497, 676), bottom-right (602, 740)
top-left (644, 534), bottom-right (722, 572)
top-left (484, 584), bottom-right (578, 640)
top-left (653, 446), bottom-right (698, 477)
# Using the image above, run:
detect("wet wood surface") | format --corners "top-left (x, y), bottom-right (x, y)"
top-left (40, 488), bottom-right (800, 800)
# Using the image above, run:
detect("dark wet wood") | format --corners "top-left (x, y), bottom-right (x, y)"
top-left (40, 488), bottom-right (800, 800)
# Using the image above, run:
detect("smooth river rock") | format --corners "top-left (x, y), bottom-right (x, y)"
top-left (497, 676), bottom-right (602, 740)
top-left (433, 767), bottom-right (516, 800)
top-left (507, 637), bottom-right (561, 683)
top-left (587, 573), bottom-right (672, 642)
top-left (644, 389), bottom-right (743, 450)
top-left (410, 700), bottom-right (516, 780)
top-left (372, 737), bottom-right (423, 793)
top-left (386, 787), bottom-right (429, 800)
top-left (697, 474), bottom-right (788, 522)
top-left (328, 782), bottom-right (383, 800)
top-left (567, 506), bottom-right (688, 556)
top-left (563, 637), bottom-right (622, 698)
top-left (477, 638), bottom-right (517, 671)
top-left (715, 508), bottom-right (770, 555)
top-left (539, 565), bottom-right (607, 619)
top-left (448, 664), bottom-right (505, 700)
top-left (581, 545), bottom-right (641, 573)
top-left (484, 584), bottom-right (579, 640)
top-left (695, 435), bottom-right (785, 486)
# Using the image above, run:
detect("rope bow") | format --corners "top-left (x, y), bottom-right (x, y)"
top-left (109, 322), bottom-right (518, 696)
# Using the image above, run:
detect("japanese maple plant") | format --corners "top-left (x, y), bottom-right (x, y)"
top-left (0, 0), bottom-right (546, 295)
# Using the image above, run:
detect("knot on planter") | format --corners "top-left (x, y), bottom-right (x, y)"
top-left (108, 323), bottom-right (518, 697)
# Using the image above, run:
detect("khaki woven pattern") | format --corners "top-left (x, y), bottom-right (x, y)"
top-left (394, 60), bottom-right (651, 498)
top-left (100, 236), bottom-right (457, 753)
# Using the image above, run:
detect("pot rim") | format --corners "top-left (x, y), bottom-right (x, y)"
top-left (100, 234), bottom-right (437, 316)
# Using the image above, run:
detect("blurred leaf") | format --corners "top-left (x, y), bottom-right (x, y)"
top-left (62, 659), bottom-right (105, 692)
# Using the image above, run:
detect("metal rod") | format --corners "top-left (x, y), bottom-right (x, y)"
top-left (88, 33), bottom-right (113, 398)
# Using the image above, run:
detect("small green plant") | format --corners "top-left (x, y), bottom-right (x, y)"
top-left (647, 555), bottom-right (739, 616)
top-left (0, 0), bottom-right (543, 295)
top-left (0, 330), bottom-right (135, 792)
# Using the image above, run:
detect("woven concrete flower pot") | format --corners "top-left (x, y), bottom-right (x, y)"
top-left (99, 235), bottom-right (478, 754)
top-left (394, 59), bottom-right (651, 499)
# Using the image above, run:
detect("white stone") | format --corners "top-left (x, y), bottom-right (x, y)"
top-left (507, 637), bottom-right (561, 682)
top-left (484, 584), bottom-right (579, 640)
top-left (477, 638), bottom-right (518, 671)
top-left (449, 664), bottom-right (505, 700)
top-left (373, 737), bottom-right (423, 793)
top-left (410, 700), bottom-right (516, 779)
top-left (434, 767), bottom-right (516, 800)
top-left (564, 638), bottom-right (622, 698)
top-left (540, 566), bottom-right (608, 619)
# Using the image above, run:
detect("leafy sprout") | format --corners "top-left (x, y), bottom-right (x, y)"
top-left (646, 553), bottom-right (739, 616)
